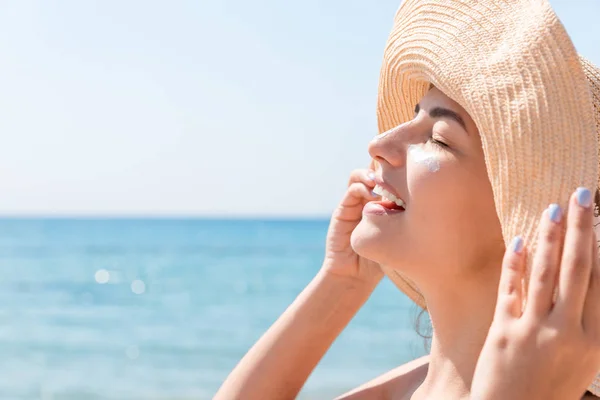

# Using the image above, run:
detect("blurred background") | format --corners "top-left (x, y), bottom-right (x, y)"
top-left (0, 1), bottom-right (598, 399)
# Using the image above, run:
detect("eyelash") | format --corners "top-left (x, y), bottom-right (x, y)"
top-left (428, 136), bottom-right (449, 148)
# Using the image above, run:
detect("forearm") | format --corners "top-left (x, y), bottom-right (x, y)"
top-left (214, 269), bottom-right (376, 400)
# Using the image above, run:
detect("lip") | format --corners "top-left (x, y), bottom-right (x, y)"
top-left (363, 201), bottom-right (406, 216)
top-left (373, 176), bottom-right (405, 204)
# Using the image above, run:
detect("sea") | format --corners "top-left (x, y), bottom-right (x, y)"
top-left (0, 218), bottom-right (428, 399)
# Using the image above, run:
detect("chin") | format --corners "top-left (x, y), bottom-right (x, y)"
top-left (351, 218), bottom-right (387, 263)
top-left (352, 217), bottom-right (416, 272)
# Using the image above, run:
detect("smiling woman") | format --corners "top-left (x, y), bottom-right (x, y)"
top-left (352, 87), bottom-right (502, 306)
top-left (215, 0), bottom-right (600, 399)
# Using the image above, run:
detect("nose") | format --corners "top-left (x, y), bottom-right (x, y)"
top-left (368, 122), bottom-right (409, 168)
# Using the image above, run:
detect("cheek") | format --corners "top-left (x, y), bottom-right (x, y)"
top-left (407, 159), bottom-right (502, 262)
top-left (406, 162), bottom-right (455, 238)
top-left (406, 160), bottom-right (481, 241)
top-left (407, 144), bottom-right (441, 173)
top-left (352, 151), bottom-right (504, 277)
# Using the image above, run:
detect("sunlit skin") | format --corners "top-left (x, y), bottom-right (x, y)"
top-left (352, 87), bottom-right (505, 295)
top-left (349, 87), bottom-right (600, 399)
top-left (215, 86), bottom-right (600, 400)
top-left (348, 87), bottom-right (507, 398)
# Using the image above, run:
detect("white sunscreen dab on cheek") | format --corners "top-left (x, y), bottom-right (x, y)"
top-left (408, 144), bottom-right (441, 172)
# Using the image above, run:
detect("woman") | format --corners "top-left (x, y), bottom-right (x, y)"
top-left (216, 0), bottom-right (600, 398)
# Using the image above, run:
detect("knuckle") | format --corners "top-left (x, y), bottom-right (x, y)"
top-left (345, 184), bottom-right (362, 200)
top-left (520, 318), bottom-right (542, 340)
top-left (550, 312), bottom-right (579, 336)
top-left (496, 294), bottom-right (519, 318)
top-left (543, 326), bottom-right (562, 343)
top-left (526, 324), bottom-right (563, 349)
top-left (359, 187), bottom-right (371, 199)
top-left (532, 262), bottom-right (554, 286)
top-left (563, 253), bottom-right (587, 277)
top-left (501, 278), bottom-right (520, 296)
top-left (487, 326), bottom-right (512, 349)
top-left (540, 226), bottom-right (560, 243)
top-left (347, 182), bottom-right (359, 192)
top-left (492, 333), bottom-right (510, 350)
top-left (350, 183), bottom-right (367, 197)
top-left (348, 169), bottom-right (363, 183)
top-left (504, 256), bottom-right (521, 273)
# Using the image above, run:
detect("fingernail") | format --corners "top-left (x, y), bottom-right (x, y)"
top-left (371, 190), bottom-right (378, 197)
top-left (511, 236), bottom-right (524, 254)
top-left (368, 172), bottom-right (375, 181)
top-left (548, 203), bottom-right (562, 223)
top-left (576, 187), bottom-right (592, 208)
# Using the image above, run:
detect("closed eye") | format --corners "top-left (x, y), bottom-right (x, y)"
top-left (428, 136), bottom-right (449, 148)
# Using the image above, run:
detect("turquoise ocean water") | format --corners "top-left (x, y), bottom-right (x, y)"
top-left (0, 218), bottom-right (427, 399)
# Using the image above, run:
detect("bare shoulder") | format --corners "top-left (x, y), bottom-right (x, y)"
top-left (335, 355), bottom-right (429, 400)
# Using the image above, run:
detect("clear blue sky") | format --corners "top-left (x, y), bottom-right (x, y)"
top-left (1, 0), bottom-right (598, 217)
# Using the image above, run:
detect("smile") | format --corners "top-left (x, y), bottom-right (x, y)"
top-left (373, 185), bottom-right (406, 209)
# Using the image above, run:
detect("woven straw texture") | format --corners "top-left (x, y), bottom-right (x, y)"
top-left (376, 0), bottom-right (600, 394)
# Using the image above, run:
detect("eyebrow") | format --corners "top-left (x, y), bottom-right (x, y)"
top-left (414, 103), bottom-right (468, 132)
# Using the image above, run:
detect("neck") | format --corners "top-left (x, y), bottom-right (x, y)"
top-left (412, 263), bottom-right (501, 399)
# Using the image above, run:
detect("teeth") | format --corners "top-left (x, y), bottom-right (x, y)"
top-left (373, 185), bottom-right (406, 208)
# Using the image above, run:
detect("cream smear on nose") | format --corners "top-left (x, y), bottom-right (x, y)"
top-left (408, 144), bottom-right (441, 172)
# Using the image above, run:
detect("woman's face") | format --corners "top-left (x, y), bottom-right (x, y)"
top-left (352, 87), bottom-right (505, 288)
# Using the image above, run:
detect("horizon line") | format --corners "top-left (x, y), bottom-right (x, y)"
top-left (0, 213), bottom-right (332, 221)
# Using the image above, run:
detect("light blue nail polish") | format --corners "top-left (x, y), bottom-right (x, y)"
top-left (368, 172), bottom-right (375, 181)
top-left (548, 203), bottom-right (562, 223)
top-left (576, 187), bottom-right (592, 208)
top-left (511, 236), bottom-right (524, 253)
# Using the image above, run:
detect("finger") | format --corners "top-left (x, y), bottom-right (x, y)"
top-left (495, 236), bottom-right (527, 320)
top-left (335, 182), bottom-right (379, 222)
top-left (347, 182), bottom-right (378, 203)
top-left (524, 204), bottom-right (564, 318)
top-left (348, 168), bottom-right (377, 189)
top-left (554, 187), bottom-right (595, 322)
top-left (583, 229), bottom-right (600, 336)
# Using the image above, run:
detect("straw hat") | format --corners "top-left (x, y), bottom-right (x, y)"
top-left (375, 0), bottom-right (600, 395)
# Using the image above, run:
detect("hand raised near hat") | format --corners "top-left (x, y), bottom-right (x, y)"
top-left (322, 167), bottom-right (383, 288)
top-left (472, 188), bottom-right (600, 400)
